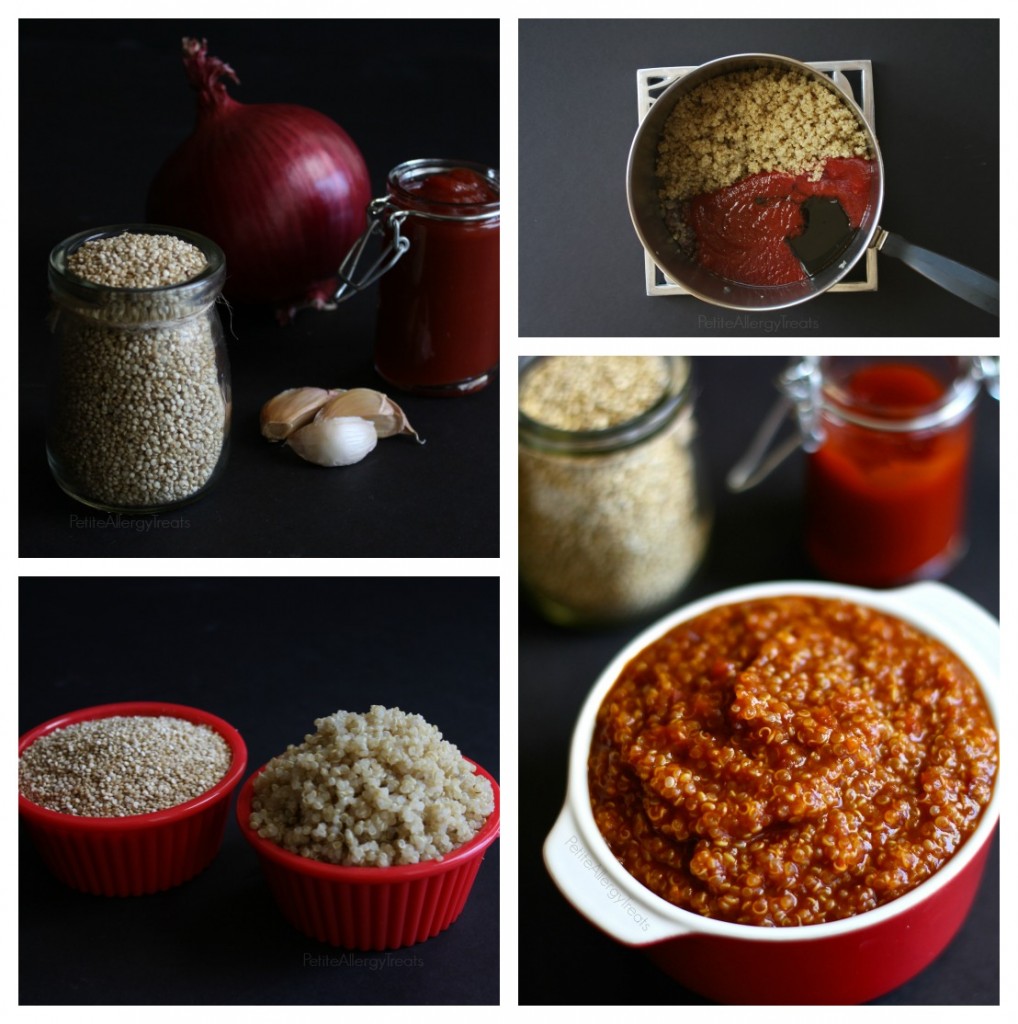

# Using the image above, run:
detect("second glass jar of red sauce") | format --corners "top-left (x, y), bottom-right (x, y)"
top-left (805, 356), bottom-right (985, 587)
top-left (373, 159), bottom-right (499, 396)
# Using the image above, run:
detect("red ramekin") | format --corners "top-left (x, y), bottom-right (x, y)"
top-left (19, 701), bottom-right (248, 897)
top-left (237, 758), bottom-right (500, 950)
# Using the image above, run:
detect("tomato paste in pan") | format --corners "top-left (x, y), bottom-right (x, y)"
top-left (686, 157), bottom-right (875, 286)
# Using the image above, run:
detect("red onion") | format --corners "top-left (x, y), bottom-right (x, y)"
top-left (147, 37), bottom-right (372, 317)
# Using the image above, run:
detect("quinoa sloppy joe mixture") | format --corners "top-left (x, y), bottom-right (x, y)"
top-left (588, 596), bottom-right (997, 926)
top-left (656, 67), bottom-right (875, 286)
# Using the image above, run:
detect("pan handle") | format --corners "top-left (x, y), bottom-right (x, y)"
top-left (875, 229), bottom-right (999, 316)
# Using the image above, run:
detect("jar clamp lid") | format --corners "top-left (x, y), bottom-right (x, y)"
top-left (727, 356), bottom-right (999, 493)
top-left (332, 158), bottom-right (499, 302)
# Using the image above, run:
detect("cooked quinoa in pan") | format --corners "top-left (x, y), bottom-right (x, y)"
top-left (657, 67), bottom-right (872, 201)
top-left (249, 706), bottom-right (495, 867)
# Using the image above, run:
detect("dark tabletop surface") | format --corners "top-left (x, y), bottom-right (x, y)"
top-left (19, 19), bottom-right (499, 557)
top-left (18, 576), bottom-right (500, 1005)
top-left (519, 355), bottom-right (1000, 1005)
top-left (519, 19), bottom-right (999, 337)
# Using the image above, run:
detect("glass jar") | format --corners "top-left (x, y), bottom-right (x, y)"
top-left (803, 356), bottom-right (985, 586)
top-left (372, 158), bottom-right (499, 395)
top-left (518, 356), bottom-right (711, 626)
top-left (46, 224), bottom-right (231, 514)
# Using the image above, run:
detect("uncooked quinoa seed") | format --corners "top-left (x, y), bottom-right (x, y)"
top-left (249, 706), bottom-right (495, 867)
top-left (67, 232), bottom-right (208, 288)
top-left (19, 715), bottom-right (232, 817)
top-left (518, 355), bottom-right (670, 430)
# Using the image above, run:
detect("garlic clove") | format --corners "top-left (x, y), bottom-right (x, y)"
top-left (286, 416), bottom-right (378, 467)
top-left (316, 387), bottom-right (424, 443)
top-left (261, 387), bottom-right (345, 440)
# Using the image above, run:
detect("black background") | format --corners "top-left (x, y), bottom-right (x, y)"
top-left (19, 19), bottom-right (499, 557)
top-left (519, 355), bottom-right (1000, 1005)
top-left (519, 19), bottom-right (999, 337)
top-left (18, 576), bottom-right (500, 1005)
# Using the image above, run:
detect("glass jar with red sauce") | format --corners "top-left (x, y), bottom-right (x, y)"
top-left (371, 158), bottom-right (499, 396)
top-left (804, 356), bottom-right (987, 586)
top-left (729, 355), bottom-right (997, 588)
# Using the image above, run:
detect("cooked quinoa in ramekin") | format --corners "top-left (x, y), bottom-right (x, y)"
top-left (249, 705), bottom-right (495, 867)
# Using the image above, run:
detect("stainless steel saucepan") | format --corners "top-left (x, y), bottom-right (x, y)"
top-left (626, 53), bottom-right (998, 315)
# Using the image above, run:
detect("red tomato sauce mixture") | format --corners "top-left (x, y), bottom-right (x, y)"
top-left (588, 596), bottom-right (997, 926)
top-left (807, 364), bottom-right (973, 586)
top-left (685, 157), bottom-right (874, 286)
top-left (401, 166), bottom-right (498, 205)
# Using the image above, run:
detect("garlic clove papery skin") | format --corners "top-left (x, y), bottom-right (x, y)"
top-left (261, 387), bottom-right (345, 440)
top-left (316, 388), bottom-right (424, 443)
top-left (286, 416), bottom-right (378, 467)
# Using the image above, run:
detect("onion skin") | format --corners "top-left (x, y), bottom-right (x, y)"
top-left (146, 38), bottom-right (372, 317)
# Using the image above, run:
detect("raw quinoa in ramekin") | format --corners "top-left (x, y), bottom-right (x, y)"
top-left (18, 701), bottom-right (247, 896)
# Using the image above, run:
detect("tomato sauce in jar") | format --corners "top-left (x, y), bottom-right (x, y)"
top-left (373, 159), bottom-right (499, 396)
top-left (588, 596), bottom-right (997, 927)
top-left (806, 361), bottom-right (976, 586)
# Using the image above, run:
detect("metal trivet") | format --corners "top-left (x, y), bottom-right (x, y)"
top-left (636, 59), bottom-right (878, 297)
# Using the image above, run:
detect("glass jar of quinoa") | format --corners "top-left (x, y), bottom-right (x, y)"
top-left (46, 224), bottom-right (231, 514)
top-left (518, 355), bottom-right (711, 626)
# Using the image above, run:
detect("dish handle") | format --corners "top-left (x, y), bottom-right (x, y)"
top-left (543, 799), bottom-right (692, 946)
top-left (893, 581), bottom-right (999, 675)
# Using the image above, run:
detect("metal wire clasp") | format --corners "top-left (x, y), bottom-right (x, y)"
top-left (333, 191), bottom-right (499, 303)
top-left (332, 198), bottom-right (411, 303)
top-left (726, 356), bottom-right (1000, 493)
top-left (726, 357), bottom-right (824, 492)
top-left (973, 356), bottom-right (1000, 400)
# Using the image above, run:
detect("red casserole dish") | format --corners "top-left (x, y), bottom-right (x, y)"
top-left (544, 580), bottom-right (998, 1004)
